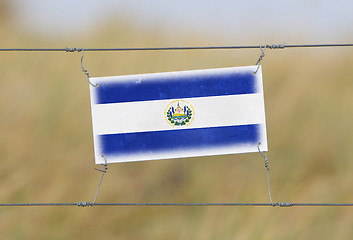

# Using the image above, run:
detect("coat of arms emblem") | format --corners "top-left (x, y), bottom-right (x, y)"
top-left (164, 100), bottom-right (195, 127)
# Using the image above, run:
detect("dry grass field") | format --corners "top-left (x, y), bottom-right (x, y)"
top-left (1, 5), bottom-right (353, 239)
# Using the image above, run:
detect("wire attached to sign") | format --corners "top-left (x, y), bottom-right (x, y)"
top-left (257, 142), bottom-right (274, 206)
top-left (92, 154), bottom-right (109, 206)
top-left (253, 46), bottom-right (267, 75)
top-left (80, 49), bottom-right (99, 87)
top-left (3, 43), bottom-right (352, 52)
top-left (252, 43), bottom-right (285, 75)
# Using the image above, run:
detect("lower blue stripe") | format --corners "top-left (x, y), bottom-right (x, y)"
top-left (98, 124), bottom-right (260, 157)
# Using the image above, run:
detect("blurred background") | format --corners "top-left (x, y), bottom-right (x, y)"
top-left (1, 0), bottom-right (353, 239)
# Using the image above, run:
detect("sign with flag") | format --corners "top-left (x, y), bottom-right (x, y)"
top-left (90, 66), bottom-right (267, 164)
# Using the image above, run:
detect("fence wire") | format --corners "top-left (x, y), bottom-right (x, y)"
top-left (1, 202), bottom-right (353, 207)
top-left (0, 43), bottom-right (352, 52)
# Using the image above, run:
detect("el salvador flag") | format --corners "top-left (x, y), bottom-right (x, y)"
top-left (90, 66), bottom-right (267, 164)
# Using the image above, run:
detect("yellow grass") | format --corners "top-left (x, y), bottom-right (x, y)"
top-left (1, 15), bottom-right (353, 240)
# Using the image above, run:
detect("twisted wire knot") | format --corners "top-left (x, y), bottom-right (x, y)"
top-left (81, 65), bottom-right (91, 79)
top-left (76, 202), bottom-right (93, 207)
top-left (274, 202), bottom-right (294, 207)
top-left (264, 159), bottom-right (269, 169)
top-left (253, 43), bottom-right (286, 74)
top-left (65, 47), bottom-right (82, 52)
top-left (80, 49), bottom-right (98, 87)
top-left (65, 47), bottom-right (98, 86)
top-left (266, 43), bottom-right (286, 49)
top-left (257, 142), bottom-right (273, 205)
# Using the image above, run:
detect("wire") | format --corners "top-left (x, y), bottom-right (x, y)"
top-left (0, 43), bottom-right (353, 52)
top-left (0, 203), bottom-right (77, 206)
top-left (0, 202), bottom-right (353, 207)
top-left (257, 142), bottom-right (273, 205)
top-left (92, 155), bottom-right (108, 205)
top-left (94, 203), bottom-right (353, 207)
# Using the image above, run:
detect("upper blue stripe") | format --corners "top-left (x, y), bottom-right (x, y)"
top-left (94, 69), bottom-right (256, 104)
top-left (98, 124), bottom-right (259, 157)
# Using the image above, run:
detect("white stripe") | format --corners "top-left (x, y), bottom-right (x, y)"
top-left (91, 94), bottom-right (266, 135)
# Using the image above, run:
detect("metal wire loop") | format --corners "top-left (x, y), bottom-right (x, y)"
top-left (92, 154), bottom-right (109, 206)
top-left (80, 49), bottom-right (98, 87)
top-left (253, 46), bottom-right (267, 75)
top-left (257, 143), bottom-right (269, 170)
top-left (257, 142), bottom-right (274, 206)
top-left (95, 154), bottom-right (108, 173)
top-left (252, 43), bottom-right (285, 74)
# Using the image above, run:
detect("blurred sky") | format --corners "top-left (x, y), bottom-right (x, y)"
top-left (10, 0), bottom-right (353, 43)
